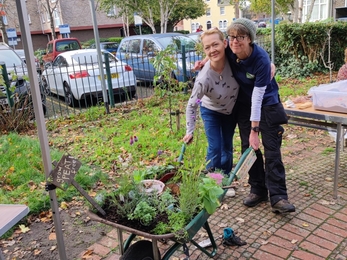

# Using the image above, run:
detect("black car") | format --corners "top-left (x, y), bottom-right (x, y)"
top-left (0, 43), bottom-right (46, 115)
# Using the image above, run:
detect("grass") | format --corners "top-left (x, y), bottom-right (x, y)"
top-left (0, 72), bottom-right (337, 229)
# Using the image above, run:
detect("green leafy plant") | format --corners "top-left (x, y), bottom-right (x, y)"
top-left (199, 177), bottom-right (224, 214)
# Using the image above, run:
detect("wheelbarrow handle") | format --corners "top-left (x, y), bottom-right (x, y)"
top-left (178, 143), bottom-right (186, 163)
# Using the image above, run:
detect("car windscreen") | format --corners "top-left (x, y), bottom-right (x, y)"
top-left (0, 49), bottom-right (24, 67)
top-left (56, 40), bottom-right (80, 52)
top-left (157, 36), bottom-right (197, 52)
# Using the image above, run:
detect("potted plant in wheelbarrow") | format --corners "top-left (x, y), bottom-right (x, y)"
top-left (87, 148), bottom-right (241, 260)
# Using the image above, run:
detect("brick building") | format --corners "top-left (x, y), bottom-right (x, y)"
top-left (1, 0), bottom-right (124, 50)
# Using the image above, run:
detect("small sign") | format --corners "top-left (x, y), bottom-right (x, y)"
top-left (235, 148), bottom-right (257, 182)
top-left (6, 28), bottom-right (17, 38)
top-left (134, 13), bottom-right (142, 26)
top-left (59, 24), bottom-right (70, 34)
top-left (49, 154), bottom-right (81, 190)
top-left (8, 38), bottom-right (17, 46)
top-left (49, 155), bottom-right (106, 215)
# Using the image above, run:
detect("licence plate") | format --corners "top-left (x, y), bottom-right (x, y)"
top-left (0, 98), bottom-right (8, 105)
top-left (98, 73), bottom-right (119, 80)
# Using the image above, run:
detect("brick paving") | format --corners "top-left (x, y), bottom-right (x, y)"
top-left (81, 149), bottom-right (347, 260)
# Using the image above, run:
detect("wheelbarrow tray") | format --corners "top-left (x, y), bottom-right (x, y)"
top-left (88, 147), bottom-right (255, 259)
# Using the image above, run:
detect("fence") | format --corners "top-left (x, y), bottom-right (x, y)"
top-left (1, 38), bottom-right (273, 121)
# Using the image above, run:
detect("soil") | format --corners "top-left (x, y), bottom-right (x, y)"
top-left (0, 124), bottom-right (339, 259)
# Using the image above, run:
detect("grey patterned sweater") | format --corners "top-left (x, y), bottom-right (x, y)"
top-left (186, 60), bottom-right (239, 135)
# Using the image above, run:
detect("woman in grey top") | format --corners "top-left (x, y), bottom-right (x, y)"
top-left (183, 28), bottom-right (239, 175)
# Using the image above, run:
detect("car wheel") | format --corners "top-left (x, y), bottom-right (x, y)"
top-left (120, 240), bottom-right (160, 260)
top-left (40, 76), bottom-right (51, 96)
top-left (63, 82), bottom-right (77, 107)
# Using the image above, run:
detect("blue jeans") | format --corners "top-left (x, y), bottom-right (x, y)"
top-left (200, 106), bottom-right (237, 175)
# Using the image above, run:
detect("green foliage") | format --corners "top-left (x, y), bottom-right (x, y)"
top-left (128, 200), bottom-right (157, 226)
top-left (0, 133), bottom-right (107, 215)
top-left (133, 165), bottom-right (175, 183)
top-left (199, 177), bottom-right (224, 214)
top-left (274, 22), bottom-right (347, 78)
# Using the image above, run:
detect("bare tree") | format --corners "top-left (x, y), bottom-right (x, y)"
top-left (305, 0), bottom-right (316, 22)
top-left (37, 0), bottom-right (60, 39)
top-left (0, 0), bottom-right (19, 44)
top-left (320, 27), bottom-right (334, 82)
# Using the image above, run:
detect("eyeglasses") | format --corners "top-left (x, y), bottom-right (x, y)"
top-left (227, 35), bottom-right (247, 42)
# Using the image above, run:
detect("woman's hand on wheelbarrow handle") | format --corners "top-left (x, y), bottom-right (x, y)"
top-left (183, 134), bottom-right (193, 144)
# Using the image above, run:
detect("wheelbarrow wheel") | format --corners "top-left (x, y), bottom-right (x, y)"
top-left (120, 240), bottom-right (161, 260)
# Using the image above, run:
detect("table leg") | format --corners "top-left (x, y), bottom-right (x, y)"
top-left (333, 123), bottom-right (342, 199)
top-left (0, 249), bottom-right (5, 260)
top-left (117, 229), bottom-right (124, 255)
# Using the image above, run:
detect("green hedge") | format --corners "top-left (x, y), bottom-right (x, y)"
top-left (257, 21), bottom-right (347, 78)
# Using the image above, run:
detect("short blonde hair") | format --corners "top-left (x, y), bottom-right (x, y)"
top-left (344, 48), bottom-right (347, 63)
top-left (200, 28), bottom-right (225, 45)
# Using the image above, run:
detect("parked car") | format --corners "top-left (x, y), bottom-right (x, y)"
top-left (186, 32), bottom-right (203, 43)
top-left (89, 42), bottom-right (119, 55)
top-left (41, 49), bottom-right (137, 107)
top-left (116, 33), bottom-right (202, 83)
top-left (0, 43), bottom-right (46, 114)
top-left (258, 22), bottom-right (267, 28)
top-left (42, 38), bottom-right (82, 65)
top-left (14, 49), bottom-right (41, 72)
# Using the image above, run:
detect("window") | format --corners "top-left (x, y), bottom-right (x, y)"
top-left (206, 21), bottom-right (212, 30)
top-left (218, 20), bottom-right (228, 29)
top-left (41, 13), bottom-right (45, 23)
top-left (129, 39), bottom-right (141, 54)
top-left (28, 14), bottom-right (31, 24)
top-left (107, 6), bottom-right (116, 16)
top-left (220, 7), bottom-right (225, 15)
top-left (223, 20), bottom-right (227, 29)
top-left (206, 8), bottom-right (211, 16)
top-left (2, 15), bottom-right (8, 25)
top-left (302, 0), bottom-right (328, 22)
top-left (46, 11), bottom-right (50, 22)
top-left (53, 8), bottom-right (61, 27)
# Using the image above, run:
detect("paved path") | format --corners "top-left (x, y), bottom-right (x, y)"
top-left (81, 149), bottom-right (347, 260)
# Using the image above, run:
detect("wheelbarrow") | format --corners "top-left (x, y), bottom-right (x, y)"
top-left (88, 146), bottom-right (255, 260)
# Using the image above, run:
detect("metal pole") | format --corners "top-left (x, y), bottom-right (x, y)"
top-left (15, 0), bottom-right (68, 259)
top-left (89, 0), bottom-right (110, 114)
top-left (271, 0), bottom-right (275, 63)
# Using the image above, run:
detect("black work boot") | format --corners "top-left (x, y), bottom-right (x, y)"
top-left (272, 199), bottom-right (295, 213)
top-left (243, 193), bottom-right (268, 207)
top-left (222, 235), bottom-right (247, 246)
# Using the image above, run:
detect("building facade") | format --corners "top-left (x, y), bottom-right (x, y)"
top-left (1, 0), bottom-right (124, 50)
top-left (183, 0), bottom-right (236, 33)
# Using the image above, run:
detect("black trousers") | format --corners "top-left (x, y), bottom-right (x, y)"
top-left (234, 100), bottom-right (288, 206)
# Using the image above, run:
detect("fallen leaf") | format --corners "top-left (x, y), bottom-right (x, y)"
top-left (50, 246), bottom-right (57, 251)
top-left (33, 249), bottom-right (42, 256)
top-left (49, 233), bottom-right (56, 240)
top-left (82, 249), bottom-right (94, 259)
top-left (320, 200), bottom-right (330, 205)
top-left (19, 224), bottom-right (30, 233)
top-left (325, 177), bottom-right (333, 182)
top-left (291, 239), bottom-right (298, 244)
top-left (60, 201), bottom-right (69, 210)
top-left (220, 204), bottom-right (228, 210)
top-left (304, 193), bottom-right (311, 197)
top-left (260, 240), bottom-right (269, 245)
top-left (235, 217), bottom-right (245, 223)
top-left (302, 222), bottom-right (309, 227)
top-left (217, 222), bottom-right (227, 228)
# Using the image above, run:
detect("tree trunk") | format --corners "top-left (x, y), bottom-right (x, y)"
top-left (306, 0), bottom-right (316, 22)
